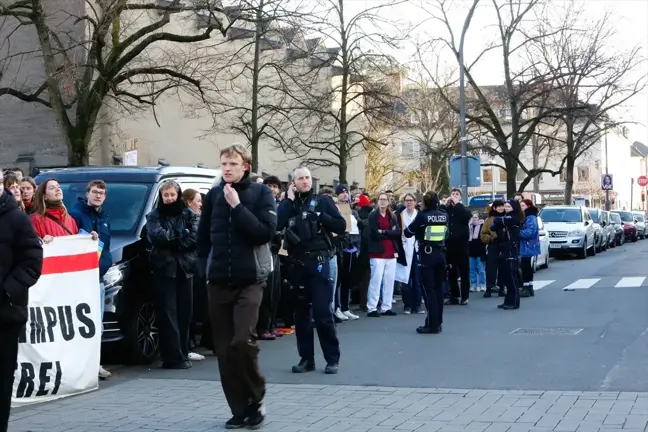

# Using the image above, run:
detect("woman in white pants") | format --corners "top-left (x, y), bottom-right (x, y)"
top-left (366, 192), bottom-right (401, 317)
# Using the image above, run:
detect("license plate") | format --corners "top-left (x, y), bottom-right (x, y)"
top-left (550, 243), bottom-right (563, 249)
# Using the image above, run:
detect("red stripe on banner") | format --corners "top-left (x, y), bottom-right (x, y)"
top-left (41, 252), bottom-right (99, 275)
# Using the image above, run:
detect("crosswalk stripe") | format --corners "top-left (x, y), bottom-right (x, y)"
top-left (532, 280), bottom-right (555, 290)
top-left (614, 277), bottom-right (646, 288)
top-left (563, 278), bottom-right (601, 290)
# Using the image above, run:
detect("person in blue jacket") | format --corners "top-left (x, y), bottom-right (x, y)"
top-left (519, 199), bottom-right (540, 298)
top-left (69, 179), bottom-right (113, 379)
top-left (489, 199), bottom-right (523, 310)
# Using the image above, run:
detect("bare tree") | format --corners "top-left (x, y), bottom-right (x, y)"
top-left (528, 2), bottom-right (647, 204)
top-left (273, 0), bottom-right (407, 184)
top-left (399, 72), bottom-right (459, 193)
top-left (196, 0), bottom-right (322, 172)
top-left (364, 135), bottom-right (409, 195)
top-left (0, 0), bottom-right (232, 166)
top-left (418, 0), bottom-right (572, 195)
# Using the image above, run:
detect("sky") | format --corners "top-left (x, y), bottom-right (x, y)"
top-left (342, 0), bottom-right (648, 144)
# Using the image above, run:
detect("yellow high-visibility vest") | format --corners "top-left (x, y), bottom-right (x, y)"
top-left (424, 224), bottom-right (447, 243)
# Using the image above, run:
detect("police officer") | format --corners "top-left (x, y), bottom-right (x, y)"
top-left (277, 166), bottom-right (347, 374)
top-left (403, 191), bottom-right (448, 334)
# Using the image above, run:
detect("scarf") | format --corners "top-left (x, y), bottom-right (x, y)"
top-left (470, 220), bottom-right (483, 240)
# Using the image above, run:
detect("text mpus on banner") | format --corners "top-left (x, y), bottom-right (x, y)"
top-left (11, 235), bottom-right (102, 407)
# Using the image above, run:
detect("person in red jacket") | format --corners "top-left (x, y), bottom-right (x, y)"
top-left (30, 179), bottom-right (81, 243)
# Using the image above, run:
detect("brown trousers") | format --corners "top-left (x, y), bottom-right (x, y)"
top-left (208, 281), bottom-right (266, 417)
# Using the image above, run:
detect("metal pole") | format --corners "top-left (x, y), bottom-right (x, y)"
top-left (459, 0), bottom-right (479, 201)
top-left (604, 129), bottom-right (610, 210)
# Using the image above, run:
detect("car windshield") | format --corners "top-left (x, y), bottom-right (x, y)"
top-left (615, 211), bottom-right (634, 222)
top-left (634, 214), bottom-right (645, 222)
top-left (588, 210), bottom-right (600, 222)
top-left (59, 182), bottom-right (151, 234)
top-left (611, 214), bottom-right (621, 223)
top-left (540, 208), bottom-right (582, 223)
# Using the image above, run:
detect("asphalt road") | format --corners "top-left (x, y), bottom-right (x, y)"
top-left (105, 239), bottom-right (648, 393)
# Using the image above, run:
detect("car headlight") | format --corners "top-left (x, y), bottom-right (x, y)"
top-left (103, 263), bottom-right (129, 289)
top-left (568, 230), bottom-right (584, 237)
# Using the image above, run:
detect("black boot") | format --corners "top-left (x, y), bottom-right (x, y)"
top-left (520, 287), bottom-right (530, 298)
top-left (529, 285), bottom-right (535, 297)
top-left (292, 358), bottom-right (315, 373)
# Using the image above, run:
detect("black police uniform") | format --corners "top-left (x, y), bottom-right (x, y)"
top-left (277, 190), bottom-right (346, 373)
top-left (404, 204), bottom-right (448, 334)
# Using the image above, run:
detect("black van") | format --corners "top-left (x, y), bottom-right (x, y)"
top-left (35, 166), bottom-right (220, 364)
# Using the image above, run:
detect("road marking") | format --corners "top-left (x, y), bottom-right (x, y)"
top-left (614, 277), bottom-right (646, 288)
top-left (563, 278), bottom-right (600, 290)
top-left (532, 280), bottom-right (555, 290)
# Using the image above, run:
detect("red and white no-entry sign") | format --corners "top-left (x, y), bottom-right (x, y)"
top-left (637, 176), bottom-right (648, 187)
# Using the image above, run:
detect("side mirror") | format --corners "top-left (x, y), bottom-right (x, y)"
top-left (601, 221), bottom-right (606, 227)
top-left (634, 219), bottom-right (638, 223)
top-left (584, 220), bottom-right (590, 226)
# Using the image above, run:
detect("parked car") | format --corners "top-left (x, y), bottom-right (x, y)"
top-left (531, 216), bottom-right (550, 270)
top-left (609, 212), bottom-right (625, 246)
top-left (35, 166), bottom-right (221, 364)
top-left (539, 205), bottom-right (597, 259)
top-left (587, 208), bottom-right (607, 252)
top-left (632, 211), bottom-right (646, 239)
top-left (600, 210), bottom-right (616, 248)
top-left (612, 210), bottom-right (638, 242)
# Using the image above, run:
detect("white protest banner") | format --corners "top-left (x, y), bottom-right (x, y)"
top-left (11, 235), bottom-right (102, 407)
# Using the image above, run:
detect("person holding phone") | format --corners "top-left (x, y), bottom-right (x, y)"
top-left (277, 166), bottom-right (346, 375)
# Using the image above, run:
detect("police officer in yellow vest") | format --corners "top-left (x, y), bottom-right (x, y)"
top-left (404, 191), bottom-right (448, 334)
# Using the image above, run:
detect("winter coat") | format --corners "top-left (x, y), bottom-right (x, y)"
top-left (439, 202), bottom-right (472, 242)
top-left (367, 209), bottom-right (403, 261)
top-left (31, 207), bottom-right (79, 238)
top-left (490, 200), bottom-right (523, 258)
top-left (469, 221), bottom-right (486, 258)
top-left (69, 198), bottom-right (113, 278)
top-left (146, 199), bottom-right (199, 279)
top-left (197, 174), bottom-right (277, 288)
top-left (0, 190), bottom-right (43, 325)
top-left (480, 215), bottom-right (498, 244)
top-left (520, 207), bottom-right (541, 257)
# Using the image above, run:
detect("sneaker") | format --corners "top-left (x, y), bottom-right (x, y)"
top-left (188, 352), bottom-right (205, 361)
top-left (257, 332), bottom-right (276, 340)
top-left (245, 402), bottom-right (265, 429)
top-left (342, 310), bottom-right (359, 320)
top-left (325, 363), bottom-right (339, 374)
top-left (367, 311), bottom-right (381, 317)
top-left (292, 358), bottom-right (315, 373)
top-left (444, 298), bottom-right (460, 306)
top-left (381, 310), bottom-right (397, 316)
top-left (98, 365), bottom-right (111, 379)
top-left (403, 308), bottom-right (412, 315)
top-left (470, 286), bottom-right (477, 292)
top-left (416, 309), bottom-right (427, 314)
top-left (334, 308), bottom-right (349, 320)
top-left (225, 416), bottom-right (246, 429)
top-left (272, 329), bottom-right (283, 337)
top-left (460, 299), bottom-right (469, 306)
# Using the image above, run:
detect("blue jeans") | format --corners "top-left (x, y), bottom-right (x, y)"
top-left (401, 252), bottom-right (422, 310)
top-left (329, 256), bottom-right (339, 308)
top-left (469, 257), bottom-right (486, 286)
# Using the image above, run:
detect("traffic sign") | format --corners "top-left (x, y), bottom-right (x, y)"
top-left (637, 176), bottom-right (648, 187)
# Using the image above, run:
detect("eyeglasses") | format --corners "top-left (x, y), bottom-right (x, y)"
top-left (90, 190), bottom-right (106, 196)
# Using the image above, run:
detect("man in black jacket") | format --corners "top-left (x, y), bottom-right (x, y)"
top-left (277, 166), bottom-right (346, 375)
top-left (0, 185), bottom-right (43, 432)
top-left (197, 144), bottom-right (277, 430)
top-left (441, 188), bottom-right (472, 305)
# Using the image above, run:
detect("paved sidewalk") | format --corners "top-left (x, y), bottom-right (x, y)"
top-left (9, 379), bottom-right (648, 432)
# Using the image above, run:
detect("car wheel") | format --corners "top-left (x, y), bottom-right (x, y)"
top-left (633, 233), bottom-right (638, 242)
top-left (578, 239), bottom-right (588, 259)
top-left (540, 253), bottom-right (549, 269)
top-left (587, 237), bottom-right (596, 256)
top-left (122, 297), bottom-right (159, 365)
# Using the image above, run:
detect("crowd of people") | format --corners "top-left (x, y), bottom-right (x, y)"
top-left (0, 157), bottom-right (543, 430)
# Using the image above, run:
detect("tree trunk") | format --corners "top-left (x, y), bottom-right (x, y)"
top-left (249, 1), bottom-right (264, 172)
top-left (518, 176), bottom-right (532, 193)
top-left (563, 156), bottom-right (575, 204)
top-left (68, 129), bottom-right (90, 166)
top-left (504, 156), bottom-right (517, 197)
top-left (338, 141), bottom-right (348, 184)
top-left (532, 137), bottom-right (540, 192)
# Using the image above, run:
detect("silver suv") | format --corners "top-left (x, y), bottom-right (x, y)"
top-left (539, 205), bottom-right (597, 259)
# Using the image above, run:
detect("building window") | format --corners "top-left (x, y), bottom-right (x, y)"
top-left (594, 160), bottom-right (600, 170)
top-left (577, 166), bottom-right (590, 182)
top-left (401, 141), bottom-right (415, 159)
top-left (516, 170), bottom-right (526, 182)
top-left (482, 168), bottom-right (493, 183)
top-left (409, 113), bottom-right (419, 124)
top-left (499, 168), bottom-right (507, 182)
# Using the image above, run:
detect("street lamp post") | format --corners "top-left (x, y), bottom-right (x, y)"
top-left (604, 127), bottom-right (610, 211)
top-left (459, 0), bottom-right (480, 200)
